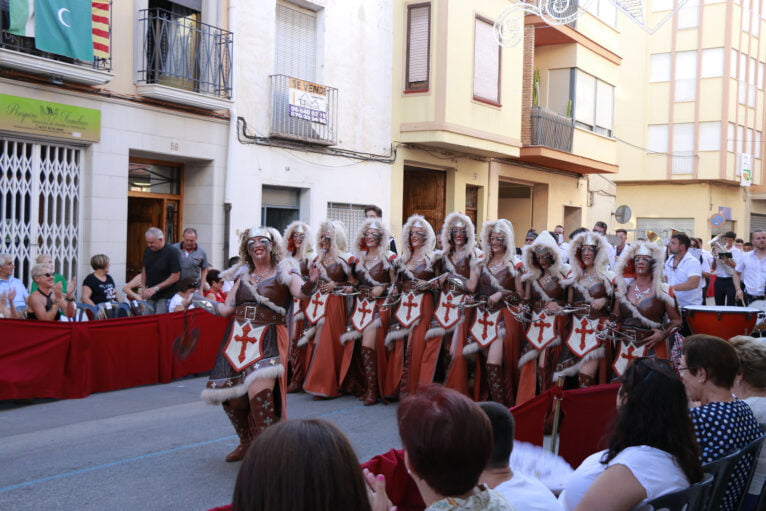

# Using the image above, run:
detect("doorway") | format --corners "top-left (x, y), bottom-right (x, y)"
top-left (262, 186), bottom-right (301, 233)
top-left (497, 180), bottom-right (533, 247)
top-left (126, 158), bottom-right (184, 280)
top-left (403, 166), bottom-right (446, 233)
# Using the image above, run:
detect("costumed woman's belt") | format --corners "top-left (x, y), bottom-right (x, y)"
top-left (235, 304), bottom-right (285, 324)
top-left (401, 280), bottom-right (428, 294)
top-left (619, 326), bottom-right (653, 343)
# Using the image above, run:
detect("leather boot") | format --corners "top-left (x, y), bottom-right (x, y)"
top-left (248, 388), bottom-right (278, 439)
top-left (286, 344), bottom-right (306, 393)
top-left (578, 373), bottom-right (595, 388)
top-left (222, 397), bottom-right (252, 462)
top-left (486, 363), bottom-right (506, 406)
top-left (361, 346), bottom-right (380, 406)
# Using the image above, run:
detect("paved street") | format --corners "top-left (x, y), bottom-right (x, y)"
top-left (0, 375), bottom-right (402, 511)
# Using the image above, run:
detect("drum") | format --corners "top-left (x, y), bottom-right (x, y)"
top-left (682, 305), bottom-right (761, 338)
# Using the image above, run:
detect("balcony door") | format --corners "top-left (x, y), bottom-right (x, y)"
top-left (403, 167), bottom-right (446, 234)
top-left (147, 0), bottom-right (201, 92)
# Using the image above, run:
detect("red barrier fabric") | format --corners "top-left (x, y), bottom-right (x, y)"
top-left (557, 382), bottom-right (620, 468)
top-left (360, 448), bottom-right (426, 511)
top-left (510, 387), bottom-right (556, 447)
top-left (0, 311), bottom-right (228, 400)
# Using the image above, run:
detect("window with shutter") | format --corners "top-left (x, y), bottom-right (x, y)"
top-left (473, 16), bottom-right (501, 104)
top-left (275, 2), bottom-right (317, 82)
top-left (406, 3), bottom-right (431, 91)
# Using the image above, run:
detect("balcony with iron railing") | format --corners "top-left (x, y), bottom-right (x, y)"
top-left (136, 8), bottom-right (233, 111)
top-left (0, 7), bottom-right (113, 85)
top-left (269, 74), bottom-right (338, 146)
top-left (521, 105), bottom-right (617, 174)
top-left (530, 105), bottom-right (574, 152)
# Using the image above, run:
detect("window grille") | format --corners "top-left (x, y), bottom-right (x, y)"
top-left (327, 202), bottom-right (367, 249)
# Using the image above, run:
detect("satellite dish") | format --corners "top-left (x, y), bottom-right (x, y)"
top-left (615, 205), bottom-right (632, 224)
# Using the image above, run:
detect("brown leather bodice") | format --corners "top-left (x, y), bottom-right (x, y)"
top-left (236, 274), bottom-right (291, 312)
top-left (572, 280), bottom-right (611, 317)
top-left (299, 258), bottom-right (309, 277)
top-left (322, 260), bottom-right (349, 284)
top-left (477, 267), bottom-right (516, 296)
top-left (529, 274), bottom-right (567, 310)
top-left (402, 259), bottom-right (437, 281)
top-left (447, 253), bottom-right (472, 279)
top-left (358, 259), bottom-right (391, 286)
top-left (617, 295), bottom-right (669, 329)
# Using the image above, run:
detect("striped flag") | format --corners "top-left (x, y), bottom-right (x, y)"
top-left (92, 1), bottom-right (110, 59)
top-left (8, 0), bottom-right (35, 37)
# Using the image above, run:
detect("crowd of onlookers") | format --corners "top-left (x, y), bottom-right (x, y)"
top-left (0, 226), bottom-right (235, 320)
top-left (210, 333), bottom-right (766, 511)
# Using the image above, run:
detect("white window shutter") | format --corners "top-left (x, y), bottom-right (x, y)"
top-left (407, 4), bottom-right (430, 89)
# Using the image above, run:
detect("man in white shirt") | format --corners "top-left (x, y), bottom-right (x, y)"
top-left (713, 231), bottom-right (742, 305)
top-left (0, 253), bottom-right (28, 313)
top-left (478, 402), bottom-right (563, 511)
top-left (593, 221), bottom-right (616, 269)
top-left (665, 232), bottom-right (702, 307)
top-left (734, 230), bottom-right (766, 305)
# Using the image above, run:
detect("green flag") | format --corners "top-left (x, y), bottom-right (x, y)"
top-left (8, 0), bottom-right (35, 37)
top-left (33, 0), bottom-right (94, 61)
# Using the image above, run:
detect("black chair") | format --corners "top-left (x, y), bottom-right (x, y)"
top-left (735, 433), bottom-right (766, 511)
top-left (704, 448), bottom-right (745, 511)
top-left (649, 472), bottom-right (714, 511)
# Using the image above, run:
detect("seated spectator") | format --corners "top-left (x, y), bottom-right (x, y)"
top-left (82, 254), bottom-right (123, 306)
top-left (29, 253), bottom-right (67, 293)
top-left (0, 253), bottom-right (28, 313)
top-left (122, 274), bottom-right (143, 301)
top-left (559, 357), bottom-right (702, 511)
top-left (478, 402), bottom-right (562, 511)
top-left (231, 418), bottom-right (382, 511)
top-left (27, 263), bottom-right (75, 321)
top-left (681, 334), bottom-right (762, 511)
top-left (0, 289), bottom-right (20, 318)
top-left (729, 335), bottom-right (766, 511)
top-left (395, 384), bottom-right (511, 510)
top-left (205, 269), bottom-right (226, 303)
top-left (168, 277), bottom-right (197, 312)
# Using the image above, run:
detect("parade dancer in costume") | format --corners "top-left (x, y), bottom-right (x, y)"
top-left (463, 219), bottom-right (524, 406)
top-left (429, 212), bottom-right (482, 397)
top-left (201, 226), bottom-right (320, 462)
top-left (553, 231), bottom-right (614, 387)
top-left (340, 218), bottom-right (396, 405)
top-left (282, 221), bottom-right (313, 393)
top-left (384, 214), bottom-right (441, 398)
top-left (518, 231), bottom-right (571, 403)
top-left (610, 241), bottom-right (681, 378)
top-left (302, 220), bottom-right (357, 398)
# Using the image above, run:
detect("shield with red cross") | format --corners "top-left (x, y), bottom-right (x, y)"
top-left (565, 316), bottom-right (603, 358)
top-left (434, 290), bottom-right (465, 329)
top-left (223, 319), bottom-right (269, 372)
top-left (351, 297), bottom-right (377, 332)
top-left (394, 291), bottom-right (424, 328)
top-left (470, 308), bottom-right (501, 348)
top-left (612, 341), bottom-right (647, 377)
top-left (303, 290), bottom-right (328, 325)
top-left (525, 310), bottom-right (557, 351)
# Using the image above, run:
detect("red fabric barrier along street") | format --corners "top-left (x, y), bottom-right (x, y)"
top-left (557, 382), bottom-right (620, 468)
top-left (0, 310), bottom-right (228, 400)
top-left (510, 387), bottom-right (557, 447)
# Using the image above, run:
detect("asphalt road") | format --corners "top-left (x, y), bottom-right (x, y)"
top-left (0, 375), bottom-right (402, 511)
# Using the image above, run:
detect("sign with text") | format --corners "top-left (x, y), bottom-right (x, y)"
top-left (0, 94), bottom-right (100, 142)
top-left (288, 77), bottom-right (328, 125)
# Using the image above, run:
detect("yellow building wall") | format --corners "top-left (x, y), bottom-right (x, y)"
top-left (575, 13), bottom-right (620, 55)
top-left (616, 183), bottom-right (748, 240)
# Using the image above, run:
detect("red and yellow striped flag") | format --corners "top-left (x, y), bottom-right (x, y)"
top-left (92, 1), bottom-right (110, 59)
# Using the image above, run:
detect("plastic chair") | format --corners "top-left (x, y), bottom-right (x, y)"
top-left (73, 302), bottom-right (98, 321)
top-left (649, 472), bottom-right (714, 511)
top-left (97, 302), bottom-right (132, 319)
top-left (734, 433), bottom-right (766, 511)
top-left (703, 448), bottom-right (744, 511)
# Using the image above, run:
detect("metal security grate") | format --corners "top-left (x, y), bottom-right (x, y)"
top-left (327, 203), bottom-right (367, 250)
top-left (0, 138), bottom-right (81, 287)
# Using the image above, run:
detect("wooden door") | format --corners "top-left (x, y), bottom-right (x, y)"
top-left (403, 167), bottom-right (446, 234)
top-left (127, 197), bottom-right (163, 280)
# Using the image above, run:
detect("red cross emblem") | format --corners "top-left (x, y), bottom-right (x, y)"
top-left (303, 291), bottom-right (327, 325)
top-left (395, 291), bottom-right (424, 328)
top-left (612, 341), bottom-right (647, 376)
top-left (351, 298), bottom-right (377, 332)
top-left (223, 319), bottom-right (267, 371)
top-left (470, 309), bottom-right (500, 348)
top-left (565, 316), bottom-right (602, 358)
top-left (525, 311), bottom-right (557, 351)
top-left (434, 291), bottom-right (464, 329)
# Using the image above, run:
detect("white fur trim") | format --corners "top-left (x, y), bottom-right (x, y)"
top-left (463, 341), bottom-right (483, 356)
top-left (400, 214), bottom-right (436, 262)
top-left (518, 348), bottom-right (540, 368)
top-left (363, 317), bottom-right (382, 333)
top-left (425, 325), bottom-right (451, 340)
top-left (282, 221), bottom-right (313, 258)
top-left (239, 273), bottom-right (288, 315)
top-left (385, 326), bottom-right (412, 348)
top-left (200, 364), bottom-right (284, 405)
top-left (480, 219), bottom-right (517, 266)
top-left (340, 329), bottom-right (363, 344)
top-left (297, 325), bottom-right (317, 347)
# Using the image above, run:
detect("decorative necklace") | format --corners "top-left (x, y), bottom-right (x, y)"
top-left (632, 283), bottom-right (652, 302)
top-left (251, 268), bottom-right (271, 284)
top-left (582, 271), bottom-right (597, 284)
top-left (489, 260), bottom-right (505, 273)
top-left (540, 272), bottom-right (554, 286)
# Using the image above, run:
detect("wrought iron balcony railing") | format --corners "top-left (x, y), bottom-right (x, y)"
top-left (0, 8), bottom-right (111, 71)
top-left (137, 8), bottom-right (232, 100)
top-left (530, 105), bottom-right (574, 152)
top-left (270, 74), bottom-right (338, 146)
